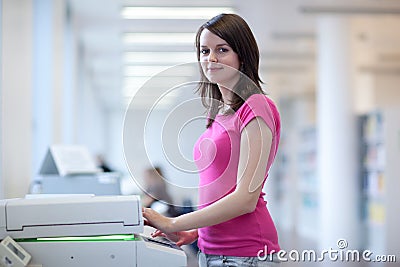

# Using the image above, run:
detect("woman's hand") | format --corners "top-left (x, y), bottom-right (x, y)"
top-left (142, 207), bottom-right (174, 233)
top-left (151, 229), bottom-right (198, 247)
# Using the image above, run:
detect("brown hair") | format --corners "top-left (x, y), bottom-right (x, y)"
top-left (195, 13), bottom-right (265, 128)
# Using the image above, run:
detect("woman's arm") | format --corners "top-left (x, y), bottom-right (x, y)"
top-left (141, 194), bottom-right (155, 207)
top-left (143, 117), bottom-right (273, 233)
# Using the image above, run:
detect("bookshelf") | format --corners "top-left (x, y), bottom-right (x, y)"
top-left (359, 108), bottom-right (400, 255)
top-left (297, 126), bottom-right (319, 240)
top-left (271, 133), bottom-right (293, 230)
top-left (359, 112), bottom-right (385, 254)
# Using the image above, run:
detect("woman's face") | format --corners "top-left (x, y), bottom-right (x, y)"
top-left (199, 29), bottom-right (241, 89)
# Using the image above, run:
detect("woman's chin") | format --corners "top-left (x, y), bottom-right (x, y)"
top-left (205, 74), bottom-right (227, 85)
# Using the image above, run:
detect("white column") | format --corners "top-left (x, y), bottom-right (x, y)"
top-left (52, 0), bottom-right (66, 144)
top-left (1, 0), bottom-right (33, 198)
top-left (32, 0), bottom-right (53, 176)
top-left (0, 0), bottom-right (3, 199)
top-left (62, 0), bottom-right (76, 144)
top-left (317, 16), bottom-right (361, 251)
top-left (32, 0), bottom-right (69, 176)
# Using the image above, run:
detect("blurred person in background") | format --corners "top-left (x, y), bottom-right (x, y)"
top-left (96, 154), bottom-right (113, 172)
top-left (142, 166), bottom-right (178, 217)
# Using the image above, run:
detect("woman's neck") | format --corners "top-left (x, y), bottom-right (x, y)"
top-left (217, 73), bottom-right (240, 104)
top-left (218, 85), bottom-right (233, 105)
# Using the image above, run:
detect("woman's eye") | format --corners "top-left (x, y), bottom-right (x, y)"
top-left (200, 49), bottom-right (210, 55)
top-left (219, 48), bottom-right (228, 53)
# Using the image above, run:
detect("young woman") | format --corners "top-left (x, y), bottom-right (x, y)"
top-left (143, 13), bottom-right (281, 267)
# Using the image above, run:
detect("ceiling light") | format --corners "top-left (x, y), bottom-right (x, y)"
top-left (123, 76), bottom-right (190, 90)
top-left (121, 7), bottom-right (235, 20)
top-left (124, 96), bottom-right (175, 109)
top-left (124, 66), bottom-right (170, 76)
top-left (123, 32), bottom-right (195, 45)
top-left (123, 52), bottom-right (196, 64)
top-left (300, 5), bottom-right (400, 15)
top-left (123, 77), bottom-right (150, 91)
top-left (124, 65), bottom-right (196, 77)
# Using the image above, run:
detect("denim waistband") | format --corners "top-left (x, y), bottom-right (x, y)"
top-left (199, 251), bottom-right (281, 263)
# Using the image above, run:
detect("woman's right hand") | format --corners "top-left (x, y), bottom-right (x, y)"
top-left (151, 229), bottom-right (198, 247)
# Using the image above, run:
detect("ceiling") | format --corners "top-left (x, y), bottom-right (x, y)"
top-left (68, 0), bottom-right (400, 110)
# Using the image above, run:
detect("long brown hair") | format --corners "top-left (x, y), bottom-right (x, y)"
top-left (195, 13), bottom-right (265, 128)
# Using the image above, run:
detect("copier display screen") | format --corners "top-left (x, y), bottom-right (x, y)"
top-left (142, 236), bottom-right (180, 250)
top-left (7, 242), bottom-right (25, 260)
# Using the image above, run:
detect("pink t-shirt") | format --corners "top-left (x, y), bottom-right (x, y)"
top-left (193, 94), bottom-right (281, 256)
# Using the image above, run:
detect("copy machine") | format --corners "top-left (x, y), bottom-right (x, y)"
top-left (0, 195), bottom-right (186, 267)
top-left (33, 145), bottom-right (122, 196)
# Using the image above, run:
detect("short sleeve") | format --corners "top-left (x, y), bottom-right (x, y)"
top-left (237, 94), bottom-right (279, 135)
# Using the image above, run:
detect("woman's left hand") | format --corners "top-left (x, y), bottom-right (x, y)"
top-left (142, 207), bottom-right (174, 233)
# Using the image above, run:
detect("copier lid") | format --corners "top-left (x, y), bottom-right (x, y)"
top-left (3, 195), bottom-right (142, 239)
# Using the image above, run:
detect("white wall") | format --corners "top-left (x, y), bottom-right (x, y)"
top-left (376, 75), bottom-right (400, 108)
top-left (106, 108), bottom-right (126, 172)
top-left (1, 0), bottom-right (33, 198)
top-left (1, 0), bottom-right (74, 198)
top-left (75, 68), bottom-right (106, 158)
top-left (122, 90), bottom-right (205, 206)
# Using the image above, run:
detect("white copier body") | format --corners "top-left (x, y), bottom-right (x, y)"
top-left (0, 195), bottom-right (186, 267)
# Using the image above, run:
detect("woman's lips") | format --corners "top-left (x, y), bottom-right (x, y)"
top-left (207, 67), bottom-right (223, 72)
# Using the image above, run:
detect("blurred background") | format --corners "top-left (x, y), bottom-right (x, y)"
top-left (1, 0), bottom-right (400, 266)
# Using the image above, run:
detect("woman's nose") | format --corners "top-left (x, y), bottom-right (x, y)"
top-left (208, 51), bottom-right (217, 62)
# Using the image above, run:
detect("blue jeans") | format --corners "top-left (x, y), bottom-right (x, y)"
top-left (198, 252), bottom-right (281, 267)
